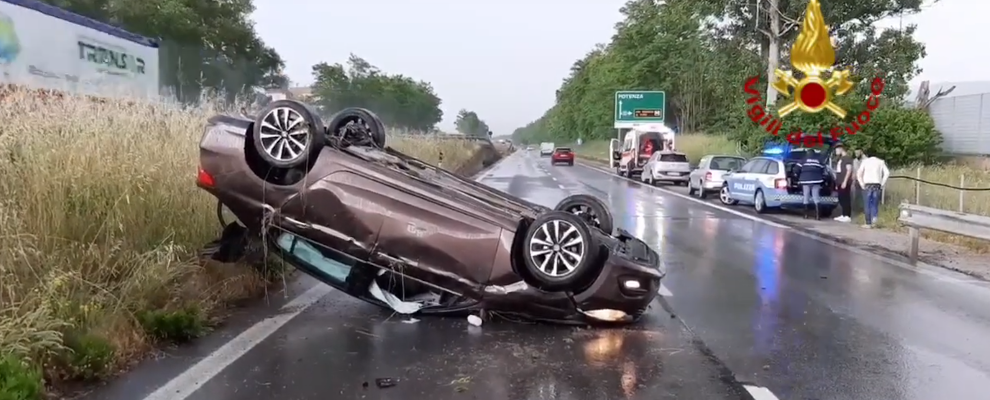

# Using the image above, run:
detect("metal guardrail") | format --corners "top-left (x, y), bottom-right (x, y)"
top-left (388, 132), bottom-right (493, 144)
top-left (897, 202), bottom-right (990, 262)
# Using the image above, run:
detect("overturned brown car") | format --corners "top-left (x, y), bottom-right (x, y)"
top-left (196, 100), bottom-right (664, 324)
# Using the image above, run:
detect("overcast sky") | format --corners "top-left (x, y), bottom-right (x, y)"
top-left (251, 0), bottom-right (983, 134)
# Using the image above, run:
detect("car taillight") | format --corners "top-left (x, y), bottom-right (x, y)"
top-left (704, 172), bottom-right (712, 181)
top-left (774, 178), bottom-right (788, 189)
top-left (197, 167), bottom-right (215, 188)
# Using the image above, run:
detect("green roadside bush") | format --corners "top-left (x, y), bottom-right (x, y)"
top-left (729, 97), bottom-right (942, 167)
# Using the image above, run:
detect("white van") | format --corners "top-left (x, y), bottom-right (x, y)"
top-left (609, 124), bottom-right (675, 177)
top-left (539, 142), bottom-right (555, 157)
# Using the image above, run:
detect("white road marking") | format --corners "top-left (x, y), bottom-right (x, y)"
top-left (658, 282), bottom-right (673, 297)
top-left (142, 284), bottom-right (332, 400)
top-left (558, 185), bottom-right (567, 190)
top-left (743, 385), bottom-right (781, 400)
top-left (551, 177), bottom-right (557, 181)
top-left (578, 161), bottom-right (989, 287)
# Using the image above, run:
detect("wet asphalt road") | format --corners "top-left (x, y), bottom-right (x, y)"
top-left (85, 151), bottom-right (990, 400)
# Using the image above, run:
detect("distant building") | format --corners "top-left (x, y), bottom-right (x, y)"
top-left (923, 81), bottom-right (990, 155)
top-left (264, 86), bottom-right (315, 102)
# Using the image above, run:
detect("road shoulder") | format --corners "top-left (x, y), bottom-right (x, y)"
top-left (577, 157), bottom-right (990, 282)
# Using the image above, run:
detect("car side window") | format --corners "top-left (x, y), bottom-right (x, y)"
top-left (739, 159), bottom-right (760, 172)
top-left (750, 159), bottom-right (770, 174)
top-left (765, 161), bottom-right (780, 175)
top-left (698, 156), bottom-right (710, 169)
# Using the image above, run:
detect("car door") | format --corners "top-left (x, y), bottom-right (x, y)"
top-left (726, 159), bottom-right (763, 201)
top-left (644, 152), bottom-right (661, 179)
top-left (691, 156), bottom-right (712, 183)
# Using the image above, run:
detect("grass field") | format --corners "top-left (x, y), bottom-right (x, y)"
top-left (574, 135), bottom-right (990, 253)
top-left (0, 89), bottom-right (499, 398)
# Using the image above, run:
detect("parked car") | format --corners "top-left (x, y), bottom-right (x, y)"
top-left (719, 146), bottom-right (838, 216)
top-left (687, 155), bottom-right (747, 199)
top-left (641, 151), bottom-right (691, 186)
top-left (197, 100), bottom-right (665, 325)
top-left (551, 147), bottom-right (575, 166)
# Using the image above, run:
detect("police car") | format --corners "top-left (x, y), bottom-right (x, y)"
top-left (718, 144), bottom-right (838, 216)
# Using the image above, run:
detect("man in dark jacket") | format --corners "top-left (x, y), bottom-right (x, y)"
top-left (795, 150), bottom-right (826, 220)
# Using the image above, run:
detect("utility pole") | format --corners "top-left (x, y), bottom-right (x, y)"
top-left (765, 0), bottom-right (781, 106)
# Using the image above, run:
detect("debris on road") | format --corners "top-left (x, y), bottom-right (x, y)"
top-left (375, 377), bottom-right (397, 388)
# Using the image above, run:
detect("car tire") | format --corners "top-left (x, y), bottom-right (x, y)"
top-left (251, 100), bottom-right (325, 169)
top-left (819, 206), bottom-right (835, 218)
top-left (719, 184), bottom-right (738, 205)
top-left (696, 181), bottom-right (708, 199)
top-left (326, 107), bottom-right (387, 148)
top-left (522, 211), bottom-right (600, 291)
top-left (688, 180), bottom-right (697, 195)
top-left (568, 161), bottom-right (574, 166)
top-left (754, 190), bottom-right (768, 214)
top-left (554, 194), bottom-right (615, 234)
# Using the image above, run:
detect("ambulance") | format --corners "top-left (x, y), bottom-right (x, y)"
top-left (609, 124), bottom-right (675, 177)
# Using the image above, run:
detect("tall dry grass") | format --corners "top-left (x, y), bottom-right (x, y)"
top-left (0, 88), bottom-right (493, 392)
top-left (574, 134), bottom-right (990, 252)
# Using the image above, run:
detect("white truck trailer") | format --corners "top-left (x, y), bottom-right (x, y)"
top-left (0, 0), bottom-right (159, 98)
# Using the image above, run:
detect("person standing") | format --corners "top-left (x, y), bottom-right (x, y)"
top-left (796, 150), bottom-right (826, 220)
top-left (855, 150), bottom-right (890, 228)
top-left (832, 144), bottom-right (855, 222)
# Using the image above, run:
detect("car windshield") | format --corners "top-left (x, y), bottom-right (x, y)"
top-left (710, 157), bottom-right (744, 171)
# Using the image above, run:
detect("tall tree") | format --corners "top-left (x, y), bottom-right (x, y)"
top-left (515, 0), bottom-right (930, 144)
top-left (311, 55), bottom-right (444, 131)
top-left (454, 109), bottom-right (491, 138)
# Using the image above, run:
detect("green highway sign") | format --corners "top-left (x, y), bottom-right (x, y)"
top-left (614, 91), bottom-right (665, 128)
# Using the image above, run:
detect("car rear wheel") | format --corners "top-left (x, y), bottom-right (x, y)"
top-left (754, 190), bottom-right (768, 214)
top-left (719, 185), bottom-right (738, 205)
top-left (522, 211), bottom-right (600, 291)
top-left (819, 206), bottom-right (835, 218)
top-left (252, 100), bottom-right (325, 169)
top-left (696, 180), bottom-right (707, 199)
top-left (688, 180), bottom-right (696, 195)
top-left (554, 194), bottom-right (615, 234)
top-left (327, 108), bottom-right (387, 148)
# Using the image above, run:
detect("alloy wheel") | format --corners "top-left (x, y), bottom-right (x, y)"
top-left (529, 219), bottom-right (586, 277)
top-left (259, 107), bottom-right (310, 162)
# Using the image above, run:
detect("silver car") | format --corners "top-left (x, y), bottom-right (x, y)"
top-left (687, 155), bottom-right (746, 199)
top-left (642, 151), bottom-right (691, 186)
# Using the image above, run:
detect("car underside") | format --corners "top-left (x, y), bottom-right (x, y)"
top-left (197, 100), bottom-right (665, 325)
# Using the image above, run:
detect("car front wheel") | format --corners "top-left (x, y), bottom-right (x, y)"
top-left (719, 185), bottom-right (738, 205)
top-left (522, 211), bottom-right (600, 291)
top-left (251, 100), bottom-right (324, 169)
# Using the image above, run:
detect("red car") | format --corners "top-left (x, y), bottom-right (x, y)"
top-left (551, 147), bottom-right (575, 166)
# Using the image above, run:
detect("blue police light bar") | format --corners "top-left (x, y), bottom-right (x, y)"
top-left (763, 147), bottom-right (787, 155)
top-left (762, 142), bottom-right (793, 157)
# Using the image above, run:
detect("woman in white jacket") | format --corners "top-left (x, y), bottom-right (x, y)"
top-left (855, 152), bottom-right (890, 228)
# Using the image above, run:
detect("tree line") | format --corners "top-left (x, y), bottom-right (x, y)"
top-left (512, 0), bottom-right (942, 166)
top-left (41, 1), bottom-right (488, 133)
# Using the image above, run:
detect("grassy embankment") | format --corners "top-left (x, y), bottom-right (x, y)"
top-left (574, 135), bottom-right (990, 253)
top-left (0, 89), bottom-right (498, 398)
